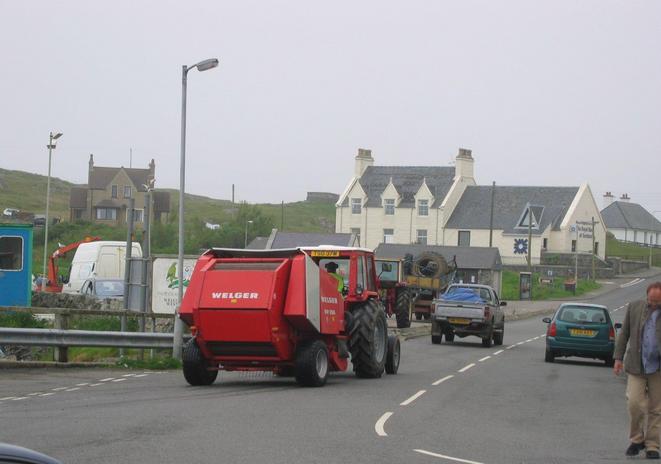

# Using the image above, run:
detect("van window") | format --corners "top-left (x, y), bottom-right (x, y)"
top-left (0, 236), bottom-right (23, 271)
top-left (77, 263), bottom-right (93, 279)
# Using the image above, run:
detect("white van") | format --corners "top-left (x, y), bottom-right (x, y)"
top-left (62, 241), bottom-right (142, 294)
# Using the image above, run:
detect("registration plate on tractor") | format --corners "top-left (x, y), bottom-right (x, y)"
top-left (449, 318), bottom-right (470, 325)
top-left (569, 328), bottom-right (597, 337)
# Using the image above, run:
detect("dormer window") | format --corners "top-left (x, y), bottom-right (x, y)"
top-left (351, 198), bottom-right (362, 215)
top-left (418, 199), bottom-right (429, 216)
top-left (515, 205), bottom-right (544, 230)
top-left (384, 199), bottom-right (395, 215)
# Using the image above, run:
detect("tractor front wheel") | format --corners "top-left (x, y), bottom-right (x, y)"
top-left (349, 299), bottom-right (388, 378)
top-left (295, 340), bottom-right (329, 387)
top-left (182, 339), bottom-right (218, 386)
top-left (394, 288), bottom-right (412, 328)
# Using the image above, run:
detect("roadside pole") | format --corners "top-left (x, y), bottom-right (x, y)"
top-left (574, 223), bottom-right (579, 295)
top-left (591, 216), bottom-right (596, 280)
top-left (488, 181), bottom-right (495, 248)
top-left (527, 204), bottom-right (532, 274)
top-left (121, 197), bottom-right (135, 357)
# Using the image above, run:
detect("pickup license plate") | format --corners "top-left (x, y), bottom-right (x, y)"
top-left (569, 328), bottom-right (597, 337)
top-left (449, 318), bottom-right (470, 325)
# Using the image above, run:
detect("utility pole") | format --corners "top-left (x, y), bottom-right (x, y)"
top-left (574, 223), bottom-right (579, 294)
top-left (591, 216), bottom-right (596, 280)
top-left (527, 204), bottom-right (532, 274)
top-left (121, 197), bottom-right (135, 357)
top-left (281, 200), bottom-right (285, 230)
top-left (489, 181), bottom-right (495, 248)
top-left (42, 131), bottom-right (62, 291)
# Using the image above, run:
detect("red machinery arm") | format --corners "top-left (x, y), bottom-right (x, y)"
top-left (45, 236), bottom-right (101, 292)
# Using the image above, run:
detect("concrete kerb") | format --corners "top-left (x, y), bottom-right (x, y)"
top-left (0, 360), bottom-right (114, 369)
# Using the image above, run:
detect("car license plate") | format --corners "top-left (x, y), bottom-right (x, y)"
top-left (569, 328), bottom-right (597, 337)
top-left (449, 318), bottom-right (470, 325)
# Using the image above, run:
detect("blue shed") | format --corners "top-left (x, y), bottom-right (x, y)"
top-left (0, 223), bottom-right (33, 307)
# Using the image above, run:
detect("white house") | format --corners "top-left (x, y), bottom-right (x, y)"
top-left (601, 194), bottom-right (661, 246)
top-left (336, 148), bottom-right (606, 265)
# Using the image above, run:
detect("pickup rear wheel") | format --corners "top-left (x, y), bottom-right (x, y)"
top-left (182, 339), bottom-right (218, 386)
top-left (493, 327), bottom-right (504, 346)
top-left (481, 330), bottom-right (493, 348)
top-left (349, 299), bottom-right (388, 378)
top-left (295, 340), bottom-right (329, 387)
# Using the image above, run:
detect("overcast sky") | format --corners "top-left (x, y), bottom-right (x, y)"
top-left (1, 1), bottom-right (659, 214)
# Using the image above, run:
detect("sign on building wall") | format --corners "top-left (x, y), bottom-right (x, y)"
top-left (151, 257), bottom-right (197, 313)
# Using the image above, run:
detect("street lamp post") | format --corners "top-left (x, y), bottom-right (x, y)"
top-left (173, 58), bottom-right (219, 360)
top-left (42, 132), bottom-right (63, 291)
top-left (244, 220), bottom-right (253, 248)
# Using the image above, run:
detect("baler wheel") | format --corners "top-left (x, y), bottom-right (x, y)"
top-left (348, 299), bottom-right (388, 378)
top-left (295, 340), bottom-right (329, 387)
top-left (385, 335), bottom-right (400, 375)
top-left (182, 339), bottom-right (218, 386)
top-left (394, 288), bottom-right (412, 329)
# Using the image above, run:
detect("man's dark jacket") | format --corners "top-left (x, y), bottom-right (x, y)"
top-left (615, 300), bottom-right (661, 375)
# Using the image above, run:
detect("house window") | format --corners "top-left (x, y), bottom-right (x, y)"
top-left (542, 238), bottom-right (548, 250)
top-left (571, 239), bottom-right (576, 252)
top-left (351, 198), bottom-right (362, 215)
top-left (0, 236), bottom-right (23, 271)
top-left (96, 208), bottom-right (117, 220)
top-left (73, 209), bottom-right (84, 220)
top-left (594, 242), bottom-right (599, 255)
top-left (126, 208), bottom-right (144, 223)
top-left (416, 229), bottom-right (427, 245)
top-left (458, 231), bottom-right (471, 247)
top-left (384, 199), bottom-right (395, 215)
top-left (418, 199), bottom-right (429, 216)
top-left (383, 228), bottom-right (394, 244)
top-left (350, 228), bottom-right (361, 246)
top-left (111, 185), bottom-right (118, 198)
top-left (123, 186), bottom-right (132, 198)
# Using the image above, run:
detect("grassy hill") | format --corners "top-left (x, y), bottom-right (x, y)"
top-left (606, 235), bottom-right (661, 267)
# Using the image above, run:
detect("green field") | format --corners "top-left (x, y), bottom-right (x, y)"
top-left (501, 270), bottom-right (601, 301)
top-left (606, 235), bottom-right (661, 266)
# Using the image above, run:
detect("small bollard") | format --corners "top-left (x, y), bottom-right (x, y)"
top-left (119, 313), bottom-right (128, 357)
top-left (54, 312), bottom-right (69, 363)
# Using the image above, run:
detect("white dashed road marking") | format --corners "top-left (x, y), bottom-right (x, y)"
top-left (432, 375), bottom-right (454, 386)
top-left (65, 388), bottom-right (80, 392)
top-left (478, 356), bottom-right (491, 362)
top-left (493, 350), bottom-right (504, 355)
top-left (38, 393), bottom-right (55, 397)
top-left (89, 383), bottom-right (103, 387)
top-left (52, 387), bottom-right (68, 391)
top-left (401, 390), bottom-right (427, 406)
top-left (0, 397), bottom-right (17, 401)
top-left (99, 378), bottom-right (115, 382)
top-left (111, 378), bottom-right (127, 383)
top-left (458, 363), bottom-right (475, 373)
top-left (11, 397), bottom-right (28, 401)
top-left (133, 374), bottom-right (149, 378)
top-left (27, 392), bottom-right (42, 396)
top-left (414, 449), bottom-right (485, 464)
top-left (76, 383), bottom-right (89, 386)
top-left (506, 345), bottom-right (516, 350)
top-left (375, 412), bottom-right (393, 437)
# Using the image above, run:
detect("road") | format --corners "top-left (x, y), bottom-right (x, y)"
top-left (1, 272), bottom-right (658, 464)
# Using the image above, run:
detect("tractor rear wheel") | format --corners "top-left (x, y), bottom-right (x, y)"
top-left (182, 339), bottom-right (218, 386)
top-left (349, 299), bottom-right (388, 378)
top-left (394, 288), bottom-right (412, 328)
top-left (295, 340), bottom-right (329, 387)
top-left (385, 335), bottom-right (400, 375)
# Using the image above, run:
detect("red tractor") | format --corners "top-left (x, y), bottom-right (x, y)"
top-left (179, 246), bottom-right (400, 387)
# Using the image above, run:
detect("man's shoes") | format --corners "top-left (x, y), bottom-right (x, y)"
top-left (626, 442), bottom-right (645, 456)
top-left (647, 449), bottom-right (660, 459)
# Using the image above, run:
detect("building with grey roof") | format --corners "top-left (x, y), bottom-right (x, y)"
top-left (336, 147), bottom-right (606, 266)
top-left (247, 229), bottom-right (358, 249)
top-left (69, 154), bottom-right (169, 225)
top-left (601, 198), bottom-right (661, 246)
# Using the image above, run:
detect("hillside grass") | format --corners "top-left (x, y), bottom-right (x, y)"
top-left (501, 270), bottom-right (601, 301)
top-left (606, 236), bottom-right (661, 266)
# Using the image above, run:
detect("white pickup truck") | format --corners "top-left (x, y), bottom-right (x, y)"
top-left (431, 284), bottom-right (506, 348)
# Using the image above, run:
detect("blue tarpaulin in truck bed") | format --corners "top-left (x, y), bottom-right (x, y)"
top-left (441, 287), bottom-right (486, 304)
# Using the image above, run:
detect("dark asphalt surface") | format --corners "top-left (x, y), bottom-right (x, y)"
top-left (1, 272), bottom-right (659, 464)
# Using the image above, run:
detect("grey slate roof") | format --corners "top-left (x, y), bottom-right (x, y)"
top-left (375, 243), bottom-right (502, 271)
top-left (445, 185), bottom-right (579, 235)
top-left (601, 201), bottom-right (661, 232)
top-left (89, 166), bottom-right (152, 192)
top-left (344, 165), bottom-right (456, 208)
top-left (247, 231), bottom-right (357, 249)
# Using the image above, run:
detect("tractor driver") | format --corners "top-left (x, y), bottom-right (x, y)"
top-left (325, 261), bottom-right (345, 293)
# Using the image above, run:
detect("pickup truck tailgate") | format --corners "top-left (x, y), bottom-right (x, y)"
top-left (435, 303), bottom-right (485, 320)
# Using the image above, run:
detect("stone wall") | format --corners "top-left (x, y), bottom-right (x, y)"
top-left (31, 292), bottom-right (123, 311)
top-left (607, 257), bottom-right (650, 275)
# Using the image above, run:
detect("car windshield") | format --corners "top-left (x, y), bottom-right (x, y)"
top-left (95, 280), bottom-right (124, 297)
top-left (557, 306), bottom-right (609, 324)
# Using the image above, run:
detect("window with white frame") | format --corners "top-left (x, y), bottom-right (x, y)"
top-left (384, 199), bottom-right (395, 215)
top-left (383, 228), bottom-right (394, 244)
top-left (416, 229), bottom-right (427, 245)
top-left (351, 198), bottom-right (362, 215)
top-left (123, 186), bottom-right (132, 198)
top-left (418, 199), bottom-right (429, 216)
top-left (96, 208), bottom-right (117, 220)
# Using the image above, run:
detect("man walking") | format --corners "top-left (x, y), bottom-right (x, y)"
top-left (615, 282), bottom-right (661, 459)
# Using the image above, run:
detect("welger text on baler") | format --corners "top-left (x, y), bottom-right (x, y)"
top-left (211, 292), bottom-right (259, 299)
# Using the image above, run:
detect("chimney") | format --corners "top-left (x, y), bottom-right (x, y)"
top-left (88, 154), bottom-right (94, 182)
top-left (454, 147), bottom-right (474, 181)
top-left (354, 148), bottom-right (374, 177)
top-left (603, 191), bottom-right (615, 208)
top-left (620, 193), bottom-right (631, 202)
